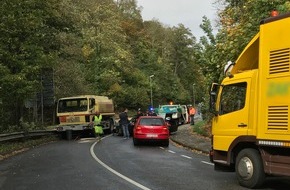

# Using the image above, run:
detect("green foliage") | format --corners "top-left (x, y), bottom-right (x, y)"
top-left (213, 0), bottom-right (290, 84)
top-left (3, 0), bottom-right (289, 132)
top-left (196, 0), bottom-right (290, 119)
top-left (192, 120), bottom-right (209, 137)
top-left (0, 0), bottom-right (61, 129)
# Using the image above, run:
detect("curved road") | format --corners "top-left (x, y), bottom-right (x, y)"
top-left (0, 135), bottom-right (289, 190)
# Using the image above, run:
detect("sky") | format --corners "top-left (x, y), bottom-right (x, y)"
top-left (136, 0), bottom-right (218, 40)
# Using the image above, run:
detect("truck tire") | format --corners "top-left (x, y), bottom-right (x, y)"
top-left (109, 119), bottom-right (115, 134)
top-left (66, 130), bottom-right (73, 141)
top-left (103, 119), bottom-right (115, 134)
top-left (58, 132), bottom-right (66, 139)
top-left (235, 148), bottom-right (265, 188)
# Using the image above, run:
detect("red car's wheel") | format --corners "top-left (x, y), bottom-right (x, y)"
top-left (133, 138), bottom-right (139, 146)
top-left (162, 139), bottom-right (169, 147)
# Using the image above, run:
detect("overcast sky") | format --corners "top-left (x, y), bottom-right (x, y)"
top-left (136, 0), bottom-right (218, 40)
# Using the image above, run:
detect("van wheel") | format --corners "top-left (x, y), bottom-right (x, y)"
top-left (235, 148), bottom-right (265, 188)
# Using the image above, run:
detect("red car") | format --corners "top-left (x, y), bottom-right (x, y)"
top-left (133, 116), bottom-right (170, 147)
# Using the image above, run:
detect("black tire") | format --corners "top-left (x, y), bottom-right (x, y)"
top-left (66, 130), bottom-right (72, 140)
top-left (162, 139), bottom-right (169, 147)
top-left (59, 132), bottom-right (66, 139)
top-left (169, 120), bottom-right (178, 133)
top-left (235, 148), bottom-right (265, 188)
top-left (108, 120), bottom-right (114, 134)
top-left (133, 138), bottom-right (139, 146)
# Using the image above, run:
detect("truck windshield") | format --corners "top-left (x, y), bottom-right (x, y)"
top-left (58, 98), bottom-right (88, 113)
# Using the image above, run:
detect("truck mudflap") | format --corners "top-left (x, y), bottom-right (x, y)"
top-left (260, 146), bottom-right (290, 177)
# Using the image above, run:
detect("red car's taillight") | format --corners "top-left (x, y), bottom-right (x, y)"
top-left (163, 126), bottom-right (169, 132)
top-left (135, 126), bottom-right (142, 133)
top-left (136, 126), bottom-right (142, 130)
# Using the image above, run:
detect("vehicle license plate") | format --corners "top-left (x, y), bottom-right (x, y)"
top-left (146, 134), bottom-right (157, 138)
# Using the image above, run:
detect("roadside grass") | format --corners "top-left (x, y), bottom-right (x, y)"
top-left (191, 120), bottom-right (211, 137)
top-left (0, 136), bottom-right (58, 160)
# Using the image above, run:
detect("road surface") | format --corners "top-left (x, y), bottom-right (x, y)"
top-left (0, 135), bottom-right (289, 190)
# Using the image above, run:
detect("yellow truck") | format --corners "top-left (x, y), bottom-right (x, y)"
top-left (56, 95), bottom-right (115, 139)
top-left (209, 13), bottom-right (290, 188)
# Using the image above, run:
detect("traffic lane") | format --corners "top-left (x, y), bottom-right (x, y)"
top-left (93, 136), bottom-right (246, 190)
top-left (0, 139), bottom-right (138, 190)
top-left (167, 142), bottom-right (290, 190)
top-left (94, 136), bottom-right (290, 190)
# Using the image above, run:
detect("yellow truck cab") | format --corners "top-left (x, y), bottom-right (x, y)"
top-left (209, 13), bottom-right (290, 188)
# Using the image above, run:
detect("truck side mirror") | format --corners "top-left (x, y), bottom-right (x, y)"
top-left (209, 83), bottom-right (220, 116)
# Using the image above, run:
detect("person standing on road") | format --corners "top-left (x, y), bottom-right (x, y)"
top-left (189, 105), bottom-right (196, 125)
top-left (136, 108), bottom-right (143, 119)
top-left (119, 108), bottom-right (130, 139)
top-left (92, 111), bottom-right (103, 139)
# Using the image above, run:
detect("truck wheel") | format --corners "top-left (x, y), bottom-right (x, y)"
top-left (59, 132), bottom-right (66, 139)
top-left (235, 148), bottom-right (265, 188)
top-left (66, 130), bottom-right (73, 141)
top-left (107, 120), bottom-right (114, 134)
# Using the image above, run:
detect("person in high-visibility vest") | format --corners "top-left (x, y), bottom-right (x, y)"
top-left (189, 105), bottom-right (196, 125)
top-left (93, 111), bottom-right (103, 138)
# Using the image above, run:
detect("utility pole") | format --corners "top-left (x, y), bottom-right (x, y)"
top-left (150, 75), bottom-right (154, 108)
top-left (192, 83), bottom-right (195, 107)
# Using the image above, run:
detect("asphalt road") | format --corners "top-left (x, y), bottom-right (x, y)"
top-left (0, 135), bottom-right (289, 190)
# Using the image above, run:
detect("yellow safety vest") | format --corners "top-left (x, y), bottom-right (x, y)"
top-left (94, 115), bottom-right (102, 126)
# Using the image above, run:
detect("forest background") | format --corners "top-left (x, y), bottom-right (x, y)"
top-left (0, 0), bottom-right (289, 132)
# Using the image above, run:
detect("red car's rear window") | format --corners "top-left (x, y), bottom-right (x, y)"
top-left (139, 118), bottom-right (164, 126)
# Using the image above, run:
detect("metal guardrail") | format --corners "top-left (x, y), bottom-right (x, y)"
top-left (0, 130), bottom-right (57, 142)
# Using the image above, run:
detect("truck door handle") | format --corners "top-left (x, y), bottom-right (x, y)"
top-left (238, 123), bottom-right (247, 127)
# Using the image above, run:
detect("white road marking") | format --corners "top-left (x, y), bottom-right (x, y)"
top-left (159, 147), bottom-right (213, 165)
top-left (168, 150), bottom-right (176, 154)
top-left (202, 161), bottom-right (214, 166)
top-left (78, 138), bottom-right (96, 143)
top-left (79, 140), bottom-right (91, 143)
top-left (90, 137), bottom-right (151, 190)
top-left (181, 155), bottom-right (192, 159)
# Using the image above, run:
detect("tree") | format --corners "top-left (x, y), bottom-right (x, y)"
top-left (214, 0), bottom-right (290, 81)
top-left (0, 0), bottom-right (61, 130)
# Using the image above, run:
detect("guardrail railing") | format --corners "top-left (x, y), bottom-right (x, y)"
top-left (0, 130), bottom-right (57, 142)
